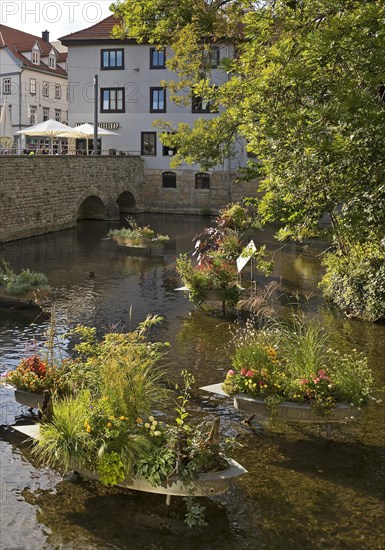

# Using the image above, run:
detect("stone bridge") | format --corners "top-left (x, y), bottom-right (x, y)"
top-left (0, 156), bottom-right (144, 242)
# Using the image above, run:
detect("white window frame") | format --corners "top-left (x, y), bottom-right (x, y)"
top-left (30, 78), bottom-right (36, 95)
top-left (32, 50), bottom-right (40, 65)
top-left (42, 81), bottom-right (49, 97)
top-left (29, 105), bottom-right (37, 124)
top-left (49, 55), bottom-right (56, 69)
top-left (3, 78), bottom-right (11, 94)
top-left (55, 109), bottom-right (61, 122)
top-left (55, 83), bottom-right (61, 99)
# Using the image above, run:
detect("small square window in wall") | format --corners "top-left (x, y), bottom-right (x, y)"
top-left (101, 49), bottom-right (124, 69)
top-left (150, 87), bottom-right (166, 112)
top-left (101, 88), bottom-right (125, 112)
top-left (162, 171), bottom-right (177, 188)
top-left (141, 132), bottom-right (157, 155)
top-left (150, 47), bottom-right (166, 69)
top-left (195, 172), bottom-right (210, 190)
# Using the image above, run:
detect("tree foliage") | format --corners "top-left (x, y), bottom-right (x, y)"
top-left (111, 0), bottom-right (385, 318)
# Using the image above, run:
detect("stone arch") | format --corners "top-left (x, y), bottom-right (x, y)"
top-left (116, 190), bottom-right (136, 214)
top-left (77, 195), bottom-right (107, 220)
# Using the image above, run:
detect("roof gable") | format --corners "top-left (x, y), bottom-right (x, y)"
top-left (0, 24), bottom-right (67, 76)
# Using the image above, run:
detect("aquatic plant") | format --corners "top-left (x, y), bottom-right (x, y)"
top-left (223, 315), bottom-right (374, 416)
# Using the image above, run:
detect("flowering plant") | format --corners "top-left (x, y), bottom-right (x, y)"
top-left (223, 316), bottom-right (374, 416)
top-left (108, 217), bottom-right (169, 246)
top-left (3, 354), bottom-right (70, 395)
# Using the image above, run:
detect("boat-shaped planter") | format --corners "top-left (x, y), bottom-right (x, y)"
top-left (200, 383), bottom-right (361, 423)
top-left (12, 423), bottom-right (247, 504)
top-left (13, 388), bottom-right (45, 409)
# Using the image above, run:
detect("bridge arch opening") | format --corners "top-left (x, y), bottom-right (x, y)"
top-left (117, 191), bottom-right (136, 214)
top-left (77, 195), bottom-right (106, 220)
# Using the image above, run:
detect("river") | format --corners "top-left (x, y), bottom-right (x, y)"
top-left (0, 215), bottom-right (384, 550)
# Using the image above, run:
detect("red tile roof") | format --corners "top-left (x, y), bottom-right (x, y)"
top-left (60, 15), bottom-right (129, 43)
top-left (0, 24), bottom-right (67, 76)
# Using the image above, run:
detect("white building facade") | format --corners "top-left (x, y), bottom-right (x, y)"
top-left (0, 25), bottom-right (68, 148)
top-left (61, 16), bottom-right (254, 212)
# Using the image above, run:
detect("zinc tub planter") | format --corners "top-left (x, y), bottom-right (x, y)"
top-left (200, 383), bottom-right (361, 424)
top-left (12, 424), bottom-right (247, 503)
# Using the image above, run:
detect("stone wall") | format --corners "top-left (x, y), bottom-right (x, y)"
top-left (0, 157), bottom-right (259, 243)
top-left (143, 169), bottom-right (259, 215)
top-left (0, 156), bottom-right (144, 243)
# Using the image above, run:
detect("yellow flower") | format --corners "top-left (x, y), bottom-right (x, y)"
top-left (136, 418), bottom-right (143, 424)
top-left (150, 425), bottom-right (156, 431)
top-left (149, 415), bottom-right (155, 422)
top-left (107, 422), bottom-right (112, 428)
top-left (120, 416), bottom-right (125, 421)
top-left (154, 431), bottom-right (161, 436)
top-left (145, 422), bottom-right (150, 429)
top-left (86, 426), bottom-right (91, 433)
top-left (109, 416), bottom-right (115, 421)
top-left (152, 420), bottom-right (158, 426)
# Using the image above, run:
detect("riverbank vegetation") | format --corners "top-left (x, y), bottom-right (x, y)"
top-left (111, 0), bottom-right (385, 321)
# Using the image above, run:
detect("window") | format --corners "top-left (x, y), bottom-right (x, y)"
top-left (195, 172), bottom-right (210, 190)
top-left (32, 49), bottom-right (40, 65)
top-left (141, 132), bottom-right (156, 155)
top-left (150, 47), bottom-right (166, 69)
top-left (192, 94), bottom-right (211, 113)
top-left (101, 49), bottom-right (124, 69)
top-left (55, 83), bottom-right (61, 99)
top-left (162, 171), bottom-right (177, 188)
top-left (29, 78), bottom-right (36, 95)
top-left (208, 45), bottom-right (220, 68)
top-left (55, 109), bottom-right (61, 122)
top-left (43, 108), bottom-right (49, 121)
top-left (162, 132), bottom-right (176, 156)
top-left (3, 78), bottom-right (11, 94)
top-left (49, 54), bottom-right (56, 69)
top-left (150, 87), bottom-right (166, 112)
top-left (29, 105), bottom-right (37, 124)
top-left (100, 88), bottom-right (125, 112)
top-left (42, 81), bottom-right (49, 97)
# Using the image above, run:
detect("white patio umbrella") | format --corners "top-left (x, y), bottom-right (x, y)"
top-left (0, 99), bottom-right (14, 150)
top-left (57, 123), bottom-right (120, 154)
top-left (15, 119), bottom-right (75, 154)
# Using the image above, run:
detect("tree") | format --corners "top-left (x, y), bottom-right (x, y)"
top-left (111, 1), bottom-right (385, 318)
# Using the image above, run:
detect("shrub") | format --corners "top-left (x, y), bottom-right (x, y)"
top-left (319, 242), bottom-right (385, 322)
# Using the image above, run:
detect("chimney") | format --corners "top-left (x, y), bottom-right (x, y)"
top-left (42, 30), bottom-right (49, 43)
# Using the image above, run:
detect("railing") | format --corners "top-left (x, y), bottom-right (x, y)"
top-left (0, 148), bottom-right (141, 156)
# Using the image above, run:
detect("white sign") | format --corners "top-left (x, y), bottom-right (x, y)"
top-left (236, 240), bottom-right (257, 273)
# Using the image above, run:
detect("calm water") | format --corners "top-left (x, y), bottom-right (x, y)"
top-left (0, 215), bottom-right (384, 550)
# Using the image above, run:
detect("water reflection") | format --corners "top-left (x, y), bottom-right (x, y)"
top-left (0, 215), bottom-right (384, 549)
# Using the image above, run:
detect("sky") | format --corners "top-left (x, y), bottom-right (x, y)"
top-left (0, 1), bottom-right (113, 42)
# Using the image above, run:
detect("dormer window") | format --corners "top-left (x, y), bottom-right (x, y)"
top-left (31, 43), bottom-right (40, 65)
top-left (49, 53), bottom-right (56, 69)
top-left (32, 49), bottom-right (40, 65)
